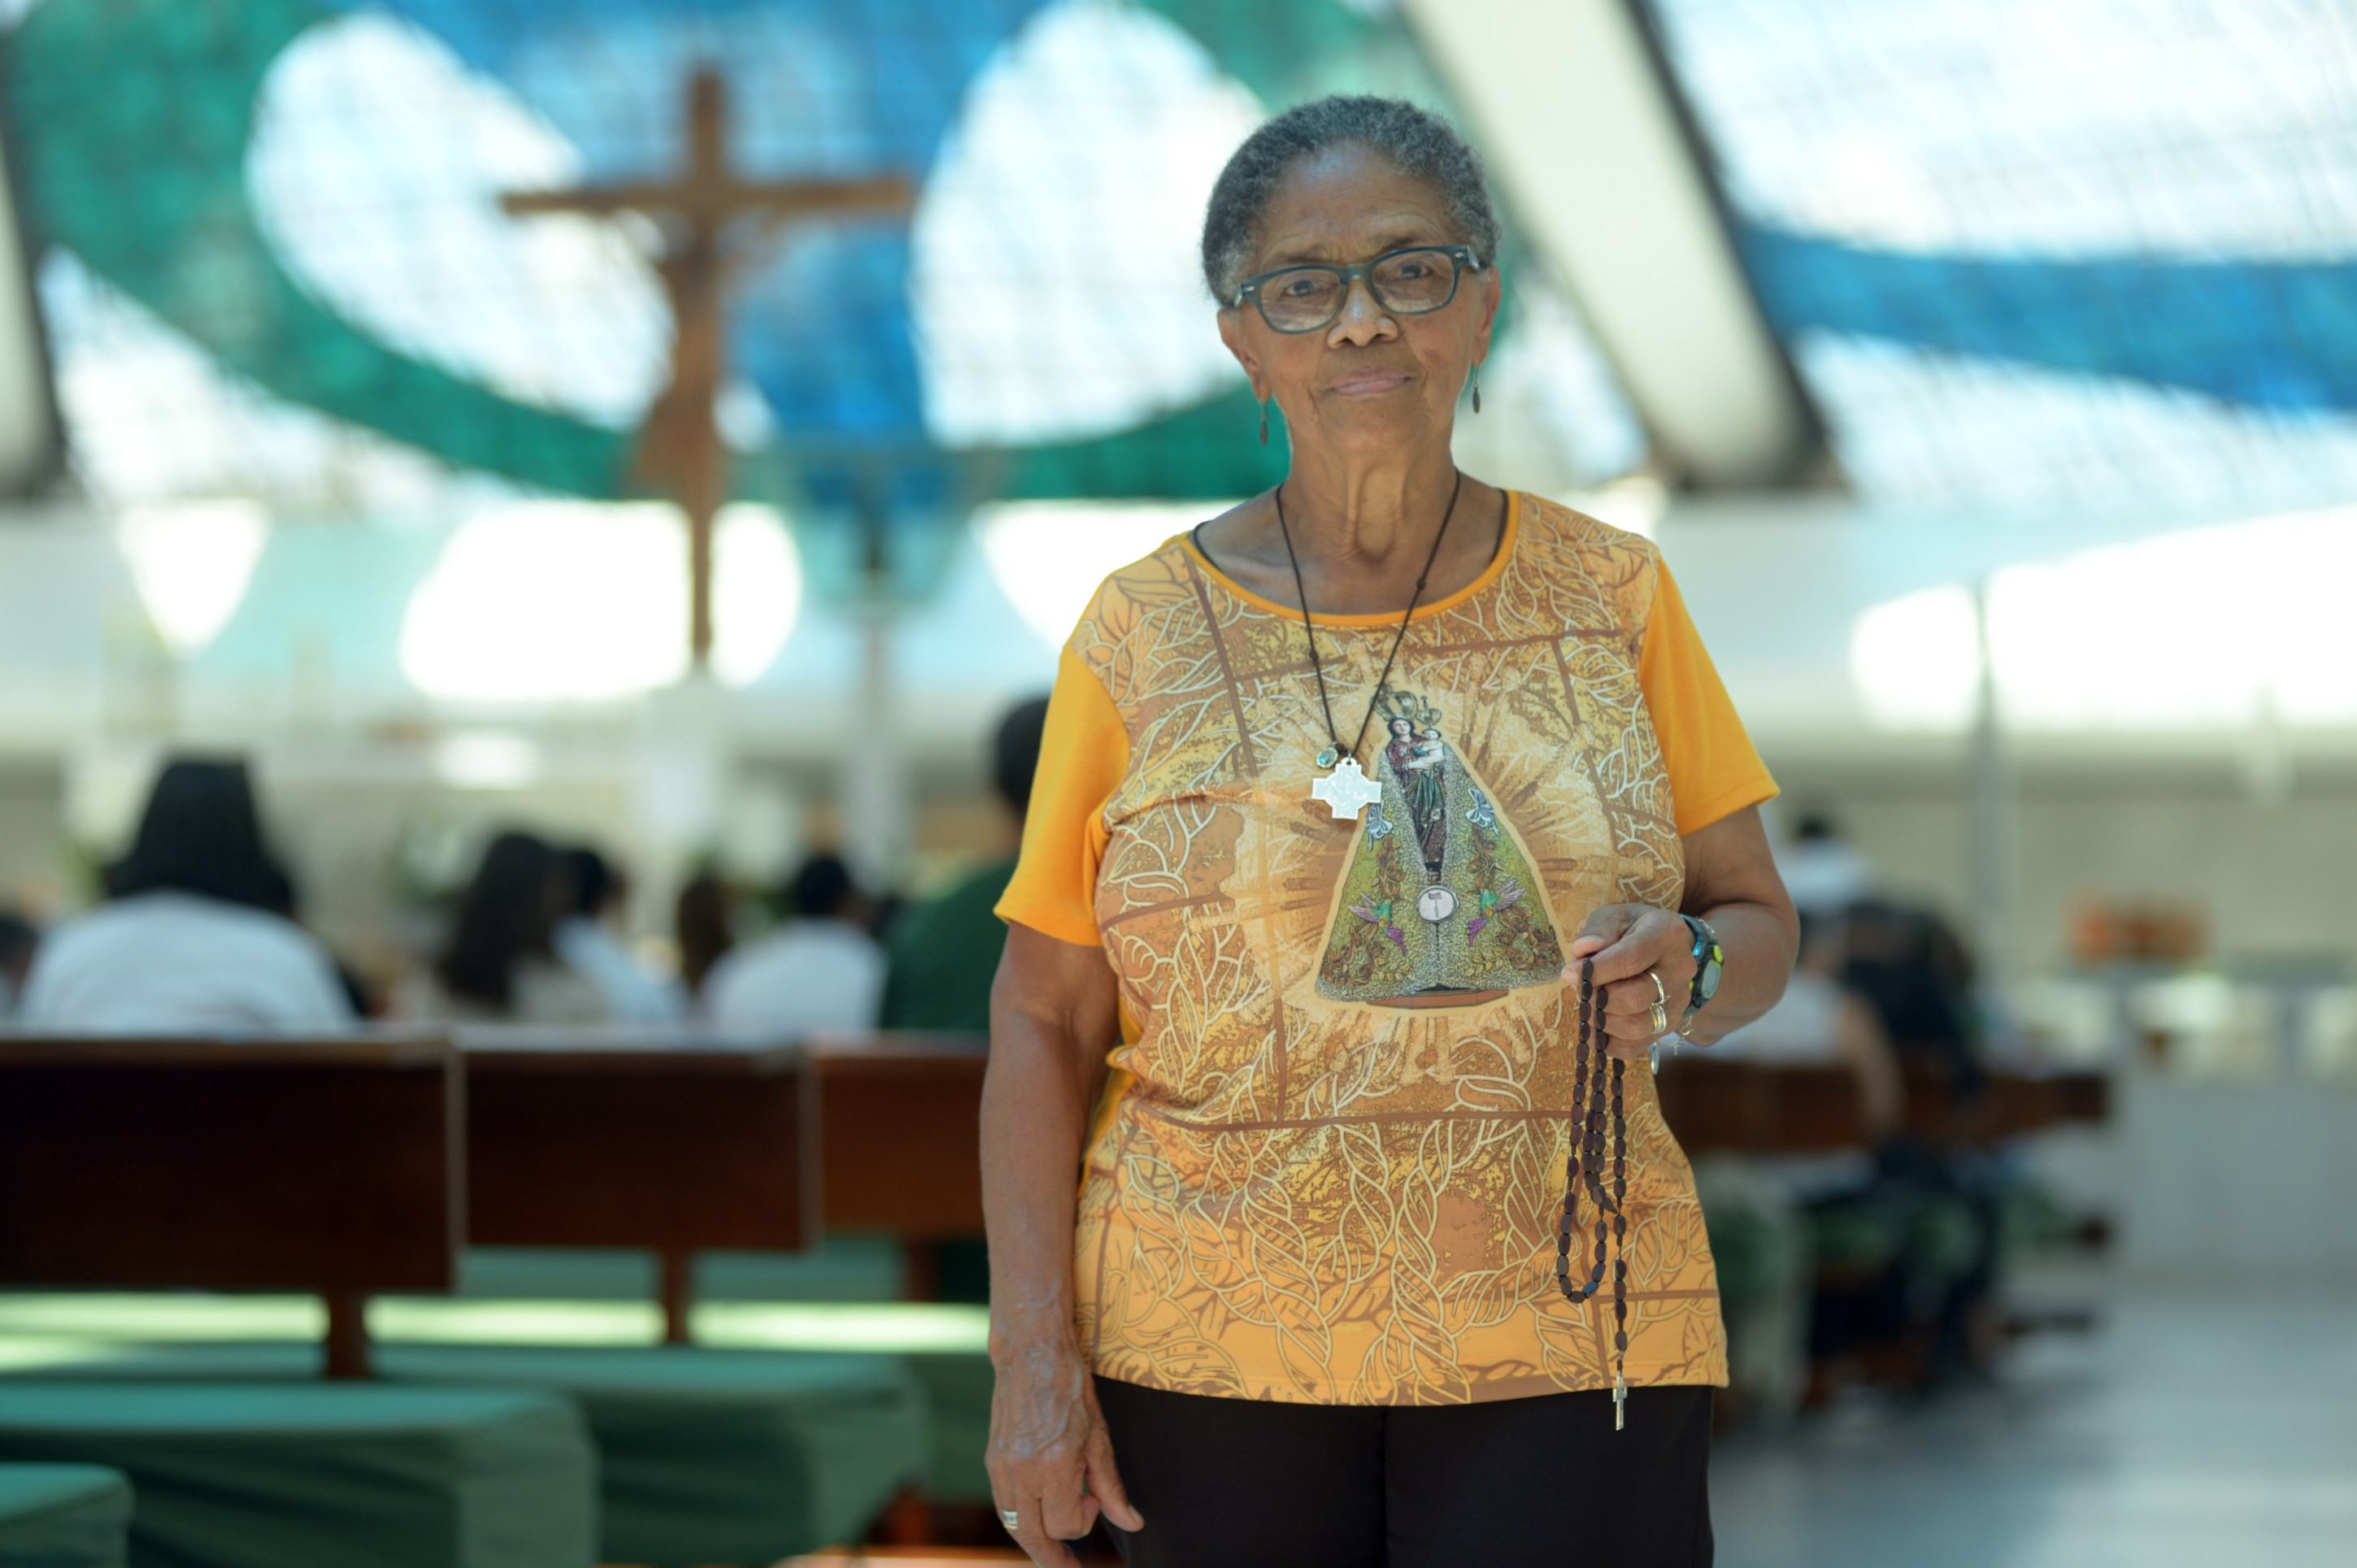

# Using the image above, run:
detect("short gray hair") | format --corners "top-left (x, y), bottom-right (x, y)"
top-left (1200, 95), bottom-right (1502, 305)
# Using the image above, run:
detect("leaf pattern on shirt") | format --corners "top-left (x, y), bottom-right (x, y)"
top-left (1063, 494), bottom-right (1729, 1405)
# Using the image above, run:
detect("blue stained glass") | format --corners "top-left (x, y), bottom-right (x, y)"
top-left (1646, 0), bottom-right (2357, 506)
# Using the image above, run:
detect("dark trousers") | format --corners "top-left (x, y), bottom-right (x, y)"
top-left (1090, 1374), bottom-right (1714, 1567)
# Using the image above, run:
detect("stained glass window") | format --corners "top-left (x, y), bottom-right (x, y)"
top-left (1646, 0), bottom-right (2357, 510)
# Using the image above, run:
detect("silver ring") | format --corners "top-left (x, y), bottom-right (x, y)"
top-left (999, 1508), bottom-right (1020, 1531)
top-left (1646, 971), bottom-right (1668, 1036)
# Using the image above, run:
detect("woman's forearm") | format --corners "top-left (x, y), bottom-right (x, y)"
top-left (1673, 898), bottom-right (1798, 1045)
top-left (981, 1012), bottom-right (1100, 1364)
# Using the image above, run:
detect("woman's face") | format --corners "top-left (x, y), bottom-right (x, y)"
top-left (1217, 143), bottom-right (1499, 462)
top-left (1390, 718), bottom-right (1412, 739)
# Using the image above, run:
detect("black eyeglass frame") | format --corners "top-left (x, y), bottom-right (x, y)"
top-left (1230, 244), bottom-right (1485, 334)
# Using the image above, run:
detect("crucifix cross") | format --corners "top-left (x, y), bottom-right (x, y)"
top-left (1311, 757), bottom-right (1386, 820)
top-left (502, 65), bottom-right (911, 671)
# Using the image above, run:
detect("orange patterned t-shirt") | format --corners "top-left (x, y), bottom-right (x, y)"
top-left (995, 492), bottom-right (1776, 1405)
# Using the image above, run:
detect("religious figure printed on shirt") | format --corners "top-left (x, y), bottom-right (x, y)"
top-left (1317, 686), bottom-right (1566, 1007)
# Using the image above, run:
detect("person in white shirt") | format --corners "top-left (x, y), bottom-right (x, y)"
top-left (1773, 809), bottom-right (1877, 920)
top-left (395, 830), bottom-right (608, 1026)
top-left (702, 853), bottom-right (885, 1036)
top-left (17, 758), bottom-right (355, 1032)
top-left (552, 845), bottom-right (685, 1024)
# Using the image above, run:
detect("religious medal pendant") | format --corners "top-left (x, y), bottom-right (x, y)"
top-left (1316, 745), bottom-right (1338, 768)
top-left (1614, 1370), bottom-right (1627, 1431)
top-left (1310, 755), bottom-right (1384, 821)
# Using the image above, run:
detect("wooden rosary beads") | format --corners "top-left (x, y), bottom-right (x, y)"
top-left (1555, 955), bottom-right (1630, 1430)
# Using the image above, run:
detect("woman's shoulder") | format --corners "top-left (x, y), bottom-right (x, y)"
top-left (1508, 489), bottom-right (1661, 567)
top-left (1043, 529), bottom-right (1213, 693)
top-left (1502, 490), bottom-right (1664, 632)
top-left (1082, 531), bottom-right (1207, 626)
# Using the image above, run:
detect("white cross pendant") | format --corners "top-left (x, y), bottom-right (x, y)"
top-left (1310, 757), bottom-right (1385, 820)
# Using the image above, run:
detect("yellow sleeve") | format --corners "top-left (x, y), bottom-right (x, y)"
top-left (994, 642), bottom-right (1130, 948)
top-left (1639, 555), bottom-right (1779, 836)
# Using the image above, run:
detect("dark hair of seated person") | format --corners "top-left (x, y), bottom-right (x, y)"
top-left (784, 853), bottom-right (859, 922)
top-left (106, 757), bottom-right (288, 915)
top-left (0, 910), bottom-right (37, 981)
top-left (992, 696), bottom-right (1051, 819)
top-left (675, 870), bottom-right (735, 998)
top-left (437, 830), bottom-right (565, 1010)
top-left (559, 845), bottom-right (624, 920)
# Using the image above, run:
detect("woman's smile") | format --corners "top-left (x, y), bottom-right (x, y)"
top-left (1329, 365), bottom-right (1416, 396)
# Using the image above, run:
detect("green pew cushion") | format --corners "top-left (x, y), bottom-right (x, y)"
top-left (690, 1302), bottom-right (993, 1505)
top-left (0, 1335), bottom-right (929, 1566)
top-left (394, 1297), bottom-right (996, 1507)
top-left (455, 1237), bottom-right (908, 1304)
top-left (0, 1292), bottom-right (995, 1513)
top-left (0, 1464), bottom-right (131, 1568)
top-left (0, 1383), bottom-right (594, 1568)
top-left (379, 1345), bottom-right (927, 1566)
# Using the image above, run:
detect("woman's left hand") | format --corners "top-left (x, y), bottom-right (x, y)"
top-left (1563, 905), bottom-right (1695, 1061)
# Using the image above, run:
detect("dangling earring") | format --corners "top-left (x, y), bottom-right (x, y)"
top-left (1259, 395), bottom-right (1271, 447)
top-left (1472, 364), bottom-right (1482, 415)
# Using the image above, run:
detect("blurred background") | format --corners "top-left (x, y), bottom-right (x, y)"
top-left (0, 1), bottom-right (2352, 1566)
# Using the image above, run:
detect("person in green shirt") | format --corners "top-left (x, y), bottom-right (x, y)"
top-left (877, 694), bottom-right (1048, 1033)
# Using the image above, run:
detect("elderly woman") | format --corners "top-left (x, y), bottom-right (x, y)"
top-left (984, 96), bottom-right (1797, 1567)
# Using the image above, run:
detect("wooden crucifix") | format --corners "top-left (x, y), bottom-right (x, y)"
top-left (503, 66), bottom-right (911, 670)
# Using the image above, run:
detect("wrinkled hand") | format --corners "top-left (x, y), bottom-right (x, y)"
top-left (985, 1338), bottom-right (1145, 1566)
top-left (1563, 904), bottom-right (1696, 1060)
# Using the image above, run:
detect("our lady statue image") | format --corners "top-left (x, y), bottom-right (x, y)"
top-left (1315, 688), bottom-right (1566, 1007)
top-left (1387, 717), bottom-right (1450, 875)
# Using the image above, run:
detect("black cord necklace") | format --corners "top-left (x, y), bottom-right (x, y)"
top-left (1263, 471), bottom-right (1462, 819)
top-left (1557, 956), bottom-right (1631, 1431)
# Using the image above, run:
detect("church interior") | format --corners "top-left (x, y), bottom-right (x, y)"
top-left (1, 1), bottom-right (2353, 1564)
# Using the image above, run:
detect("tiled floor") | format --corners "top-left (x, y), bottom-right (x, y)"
top-left (1710, 1269), bottom-right (2357, 1568)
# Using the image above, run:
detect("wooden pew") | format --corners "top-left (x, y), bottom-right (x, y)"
top-left (454, 1028), bottom-right (989, 1331)
top-left (1651, 1058), bottom-right (1778, 1153)
top-left (807, 1032), bottom-right (989, 1301)
top-left (453, 1024), bottom-right (2111, 1337)
top-left (0, 1032), bottom-right (460, 1378)
top-left (456, 1027), bottom-right (818, 1344)
top-left (789, 1039), bottom-right (2108, 1241)
top-left (1657, 1056), bottom-right (2111, 1156)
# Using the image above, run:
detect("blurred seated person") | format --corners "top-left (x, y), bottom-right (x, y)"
top-left (553, 845), bottom-right (685, 1023)
top-left (877, 694), bottom-right (1048, 1032)
top-left (1713, 907), bottom-right (1903, 1158)
top-left (1839, 899), bottom-right (1983, 1095)
top-left (18, 757), bottom-right (355, 1032)
top-left (1774, 807), bottom-right (1876, 920)
top-left (261, 858), bottom-right (376, 1019)
top-left (1693, 908), bottom-right (1900, 1418)
top-left (674, 868), bottom-right (737, 1011)
top-left (396, 830), bottom-right (607, 1025)
top-left (703, 853), bottom-right (883, 1034)
top-left (1775, 901), bottom-right (2004, 1391)
top-left (0, 910), bottom-right (41, 1021)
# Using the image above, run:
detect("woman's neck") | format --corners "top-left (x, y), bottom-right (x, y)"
top-left (1192, 438), bottom-right (1505, 617)
top-left (1281, 441), bottom-right (1463, 570)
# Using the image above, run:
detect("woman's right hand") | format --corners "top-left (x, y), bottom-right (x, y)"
top-left (985, 1332), bottom-right (1145, 1566)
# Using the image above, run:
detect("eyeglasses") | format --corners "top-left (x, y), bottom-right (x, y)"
top-left (1232, 244), bottom-right (1482, 334)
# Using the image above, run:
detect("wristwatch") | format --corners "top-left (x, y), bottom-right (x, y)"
top-left (1679, 913), bottom-right (1724, 1017)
